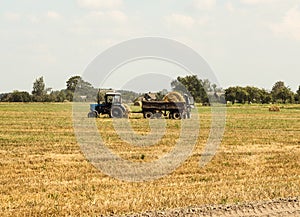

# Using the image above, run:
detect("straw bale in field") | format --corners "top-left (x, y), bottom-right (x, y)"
top-left (269, 105), bottom-right (280, 112)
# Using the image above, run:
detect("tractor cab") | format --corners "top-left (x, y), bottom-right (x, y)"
top-left (88, 92), bottom-right (127, 118)
top-left (104, 92), bottom-right (121, 105)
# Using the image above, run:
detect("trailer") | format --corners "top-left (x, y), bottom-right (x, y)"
top-left (139, 94), bottom-right (193, 119)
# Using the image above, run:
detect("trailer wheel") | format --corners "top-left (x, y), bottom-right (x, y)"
top-left (172, 112), bottom-right (182, 120)
top-left (111, 107), bottom-right (123, 118)
top-left (144, 111), bottom-right (153, 119)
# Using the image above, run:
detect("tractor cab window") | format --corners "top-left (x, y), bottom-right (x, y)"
top-left (112, 95), bottom-right (121, 104)
top-left (106, 95), bottom-right (113, 104)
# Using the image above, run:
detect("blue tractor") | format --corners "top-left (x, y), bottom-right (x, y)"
top-left (88, 92), bottom-right (128, 118)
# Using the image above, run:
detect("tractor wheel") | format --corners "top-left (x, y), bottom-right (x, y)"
top-left (88, 111), bottom-right (97, 118)
top-left (144, 111), bottom-right (153, 119)
top-left (111, 107), bottom-right (123, 118)
top-left (172, 112), bottom-right (182, 120)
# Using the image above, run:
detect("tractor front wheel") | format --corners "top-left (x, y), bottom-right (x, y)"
top-left (88, 111), bottom-right (97, 118)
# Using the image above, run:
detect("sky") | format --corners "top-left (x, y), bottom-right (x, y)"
top-left (1, 0), bottom-right (300, 93)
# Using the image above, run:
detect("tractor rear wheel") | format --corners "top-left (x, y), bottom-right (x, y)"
top-left (111, 107), bottom-right (123, 118)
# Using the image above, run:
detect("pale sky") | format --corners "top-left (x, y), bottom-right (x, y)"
top-left (1, 0), bottom-right (300, 93)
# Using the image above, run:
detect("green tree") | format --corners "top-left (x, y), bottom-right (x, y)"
top-left (66, 76), bottom-right (96, 101)
top-left (155, 89), bottom-right (168, 101)
top-left (6, 91), bottom-right (31, 102)
top-left (245, 86), bottom-right (262, 104)
top-left (171, 75), bottom-right (208, 103)
top-left (32, 76), bottom-right (46, 102)
top-left (66, 75), bottom-right (81, 92)
top-left (259, 89), bottom-right (272, 104)
top-left (225, 87), bottom-right (237, 104)
top-left (235, 87), bottom-right (249, 104)
top-left (271, 81), bottom-right (294, 103)
top-left (295, 86), bottom-right (300, 103)
top-left (49, 90), bottom-right (67, 102)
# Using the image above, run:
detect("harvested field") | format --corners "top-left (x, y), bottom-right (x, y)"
top-left (118, 197), bottom-right (300, 217)
top-left (0, 103), bottom-right (299, 216)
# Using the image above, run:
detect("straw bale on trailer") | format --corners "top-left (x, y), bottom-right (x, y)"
top-left (163, 91), bottom-right (185, 102)
top-left (133, 101), bottom-right (142, 107)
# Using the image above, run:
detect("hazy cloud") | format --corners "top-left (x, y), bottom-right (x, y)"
top-left (77, 0), bottom-right (123, 10)
top-left (84, 10), bottom-right (127, 23)
top-left (27, 14), bottom-right (39, 24)
top-left (192, 0), bottom-right (216, 10)
top-left (3, 12), bottom-right (21, 21)
top-left (270, 6), bottom-right (300, 40)
top-left (70, 9), bottom-right (129, 37)
top-left (240, 0), bottom-right (276, 5)
top-left (46, 11), bottom-right (62, 20)
top-left (165, 13), bottom-right (196, 29)
top-left (225, 1), bottom-right (235, 13)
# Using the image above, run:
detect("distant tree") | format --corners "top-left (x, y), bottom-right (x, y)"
top-left (260, 89), bottom-right (272, 104)
top-left (32, 76), bottom-right (46, 102)
top-left (48, 90), bottom-right (67, 102)
top-left (65, 90), bottom-right (74, 102)
top-left (171, 79), bottom-right (187, 94)
top-left (171, 75), bottom-right (208, 103)
top-left (0, 93), bottom-right (10, 102)
top-left (271, 81), bottom-right (294, 103)
top-left (225, 87), bottom-right (237, 104)
top-left (66, 76), bottom-right (96, 101)
top-left (117, 89), bottom-right (140, 103)
top-left (211, 83), bottom-right (217, 92)
top-left (295, 86), bottom-right (300, 103)
top-left (202, 79), bottom-right (212, 92)
top-left (226, 86), bottom-right (273, 104)
top-left (245, 86), bottom-right (262, 103)
top-left (0, 91), bottom-right (31, 102)
top-left (235, 87), bottom-right (249, 104)
top-left (66, 75), bottom-right (81, 92)
top-left (10, 91), bottom-right (31, 102)
top-left (155, 89), bottom-right (168, 101)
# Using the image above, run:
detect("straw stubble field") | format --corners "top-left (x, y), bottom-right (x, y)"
top-left (0, 103), bottom-right (299, 216)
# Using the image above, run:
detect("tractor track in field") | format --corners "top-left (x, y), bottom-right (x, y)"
top-left (110, 197), bottom-right (300, 217)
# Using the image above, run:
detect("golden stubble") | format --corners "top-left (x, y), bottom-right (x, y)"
top-left (0, 103), bottom-right (299, 216)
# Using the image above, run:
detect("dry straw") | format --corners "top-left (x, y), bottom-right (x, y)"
top-left (163, 91), bottom-right (184, 102)
top-left (269, 105), bottom-right (280, 112)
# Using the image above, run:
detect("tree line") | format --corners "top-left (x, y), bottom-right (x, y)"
top-left (0, 76), bottom-right (140, 103)
top-left (0, 76), bottom-right (95, 103)
top-left (224, 81), bottom-right (299, 104)
top-left (171, 76), bottom-right (299, 104)
top-left (1, 75), bottom-right (299, 104)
